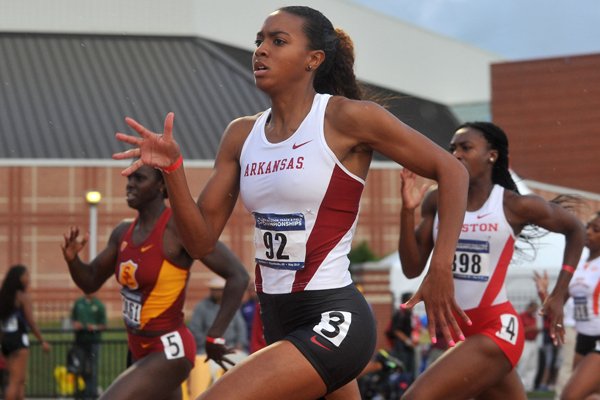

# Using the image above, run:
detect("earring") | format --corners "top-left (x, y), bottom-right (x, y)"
top-left (489, 157), bottom-right (495, 162)
top-left (306, 65), bottom-right (312, 71)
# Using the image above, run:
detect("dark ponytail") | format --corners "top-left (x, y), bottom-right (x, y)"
top-left (279, 6), bottom-right (362, 99)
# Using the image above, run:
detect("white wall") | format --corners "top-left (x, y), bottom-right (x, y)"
top-left (0, 0), bottom-right (502, 105)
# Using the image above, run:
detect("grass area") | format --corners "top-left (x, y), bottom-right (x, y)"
top-left (528, 390), bottom-right (555, 399)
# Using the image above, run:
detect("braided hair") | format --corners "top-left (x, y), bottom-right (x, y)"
top-left (279, 6), bottom-right (362, 100)
top-left (456, 121), bottom-right (518, 193)
top-left (457, 122), bottom-right (583, 260)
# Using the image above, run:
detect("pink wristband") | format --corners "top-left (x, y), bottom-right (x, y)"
top-left (206, 336), bottom-right (226, 345)
top-left (562, 264), bottom-right (575, 274)
top-left (161, 155), bottom-right (183, 174)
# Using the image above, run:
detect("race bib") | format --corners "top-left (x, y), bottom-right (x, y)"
top-left (161, 331), bottom-right (185, 360)
top-left (253, 212), bottom-right (307, 270)
top-left (573, 296), bottom-right (589, 321)
top-left (452, 239), bottom-right (491, 281)
top-left (495, 313), bottom-right (519, 345)
top-left (121, 288), bottom-right (142, 328)
top-left (313, 311), bottom-right (352, 347)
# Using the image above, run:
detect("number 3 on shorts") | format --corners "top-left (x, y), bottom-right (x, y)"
top-left (495, 313), bottom-right (518, 345)
top-left (161, 331), bottom-right (184, 360)
top-left (313, 311), bottom-right (352, 347)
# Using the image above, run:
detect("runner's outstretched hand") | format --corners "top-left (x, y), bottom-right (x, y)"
top-left (61, 226), bottom-right (89, 263)
top-left (205, 341), bottom-right (237, 371)
top-left (113, 112), bottom-right (181, 176)
top-left (400, 168), bottom-right (430, 211)
top-left (404, 267), bottom-right (470, 347)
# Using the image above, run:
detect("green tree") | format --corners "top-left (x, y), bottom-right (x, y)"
top-left (348, 241), bottom-right (378, 264)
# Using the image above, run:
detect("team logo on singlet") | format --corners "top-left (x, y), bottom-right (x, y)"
top-left (118, 260), bottom-right (139, 290)
top-left (243, 157), bottom-right (304, 177)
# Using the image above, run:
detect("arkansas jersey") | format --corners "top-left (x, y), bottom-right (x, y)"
top-left (569, 256), bottom-right (600, 336)
top-left (115, 207), bottom-right (189, 331)
top-left (239, 93), bottom-right (360, 294)
top-left (434, 185), bottom-right (516, 310)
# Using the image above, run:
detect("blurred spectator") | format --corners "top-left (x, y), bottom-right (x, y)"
top-left (534, 270), bottom-right (562, 392)
top-left (71, 292), bottom-right (106, 399)
top-left (249, 302), bottom-right (266, 354)
top-left (420, 320), bottom-right (448, 371)
top-left (387, 292), bottom-right (417, 379)
top-left (0, 353), bottom-right (6, 396)
top-left (186, 276), bottom-right (247, 397)
top-left (239, 282), bottom-right (258, 353)
top-left (0, 264), bottom-right (51, 400)
top-left (517, 300), bottom-right (540, 392)
top-left (553, 297), bottom-right (575, 400)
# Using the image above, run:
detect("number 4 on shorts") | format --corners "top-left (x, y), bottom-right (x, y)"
top-left (495, 314), bottom-right (518, 345)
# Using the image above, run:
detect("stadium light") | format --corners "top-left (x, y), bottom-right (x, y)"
top-left (85, 191), bottom-right (102, 259)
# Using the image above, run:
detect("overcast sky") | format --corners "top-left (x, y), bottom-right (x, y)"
top-left (352, 0), bottom-right (600, 60)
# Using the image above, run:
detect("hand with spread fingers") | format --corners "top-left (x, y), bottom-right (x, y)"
top-left (533, 270), bottom-right (565, 344)
top-left (113, 112), bottom-right (182, 176)
top-left (61, 226), bottom-right (89, 264)
top-left (400, 168), bottom-right (431, 211)
top-left (205, 341), bottom-right (236, 371)
top-left (404, 267), bottom-right (469, 347)
top-left (540, 292), bottom-right (565, 345)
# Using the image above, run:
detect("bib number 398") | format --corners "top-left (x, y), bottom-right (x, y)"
top-left (495, 313), bottom-right (518, 345)
top-left (161, 331), bottom-right (184, 360)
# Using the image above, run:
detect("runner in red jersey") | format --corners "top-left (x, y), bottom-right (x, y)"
top-left (398, 122), bottom-right (585, 400)
top-left (62, 165), bottom-right (249, 400)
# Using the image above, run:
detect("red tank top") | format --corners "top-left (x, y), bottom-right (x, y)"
top-left (115, 207), bottom-right (189, 331)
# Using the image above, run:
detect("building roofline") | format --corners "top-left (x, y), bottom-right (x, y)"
top-left (0, 159), bottom-right (215, 168)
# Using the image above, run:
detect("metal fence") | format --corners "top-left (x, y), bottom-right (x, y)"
top-left (22, 329), bottom-right (128, 399)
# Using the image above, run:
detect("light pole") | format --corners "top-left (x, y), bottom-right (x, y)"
top-left (85, 191), bottom-right (102, 260)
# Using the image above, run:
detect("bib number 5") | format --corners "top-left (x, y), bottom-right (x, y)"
top-left (161, 331), bottom-right (185, 360)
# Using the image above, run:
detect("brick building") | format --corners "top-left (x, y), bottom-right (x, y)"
top-left (492, 53), bottom-right (600, 194)
top-left (1, 23), bottom-right (599, 352)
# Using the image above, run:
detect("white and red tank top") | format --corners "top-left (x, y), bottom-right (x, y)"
top-left (434, 185), bottom-right (516, 310)
top-left (569, 255), bottom-right (600, 335)
top-left (239, 93), bottom-right (361, 294)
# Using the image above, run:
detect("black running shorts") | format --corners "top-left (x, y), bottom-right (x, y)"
top-left (258, 284), bottom-right (377, 393)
